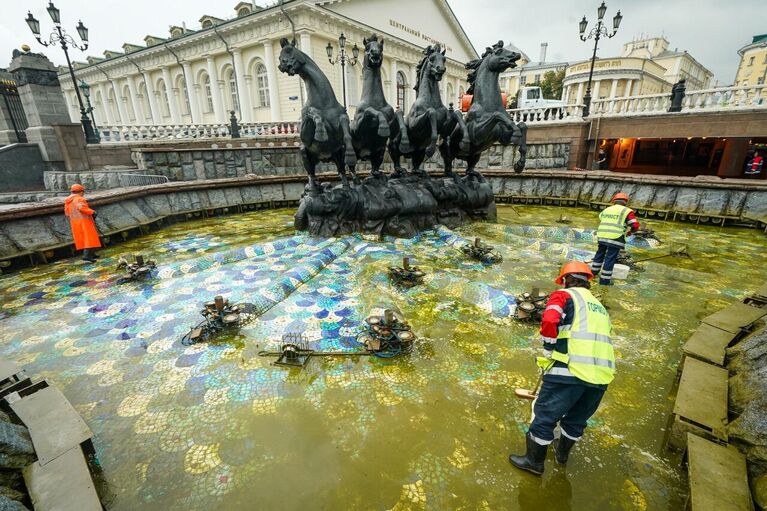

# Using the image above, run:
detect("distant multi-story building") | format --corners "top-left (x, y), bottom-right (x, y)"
top-left (499, 42), bottom-right (568, 102)
top-left (734, 34), bottom-right (767, 87)
top-left (562, 36), bottom-right (713, 105)
top-left (58, 0), bottom-right (478, 127)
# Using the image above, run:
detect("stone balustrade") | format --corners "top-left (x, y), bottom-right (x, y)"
top-left (506, 104), bottom-right (585, 124)
top-left (98, 121), bottom-right (301, 143)
top-left (590, 83), bottom-right (767, 117)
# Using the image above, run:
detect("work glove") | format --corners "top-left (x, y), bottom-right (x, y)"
top-left (541, 348), bottom-right (553, 360)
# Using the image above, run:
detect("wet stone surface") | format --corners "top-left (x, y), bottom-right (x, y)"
top-left (0, 206), bottom-right (765, 510)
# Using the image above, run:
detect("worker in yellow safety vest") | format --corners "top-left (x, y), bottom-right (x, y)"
top-left (590, 192), bottom-right (640, 285)
top-left (510, 261), bottom-right (615, 476)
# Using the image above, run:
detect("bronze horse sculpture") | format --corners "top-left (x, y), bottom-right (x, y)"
top-left (390, 44), bottom-right (469, 176)
top-left (277, 37), bottom-right (357, 191)
top-left (350, 34), bottom-right (411, 179)
top-left (442, 40), bottom-right (528, 178)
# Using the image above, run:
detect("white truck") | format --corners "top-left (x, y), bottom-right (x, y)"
top-left (516, 86), bottom-right (564, 109)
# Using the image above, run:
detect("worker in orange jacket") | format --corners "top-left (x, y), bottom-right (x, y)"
top-left (64, 184), bottom-right (101, 262)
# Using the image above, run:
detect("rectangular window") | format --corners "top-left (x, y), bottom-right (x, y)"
top-left (520, 75), bottom-right (526, 85)
top-left (749, 56), bottom-right (755, 66)
top-left (534, 74), bottom-right (540, 84)
top-left (758, 77), bottom-right (765, 85)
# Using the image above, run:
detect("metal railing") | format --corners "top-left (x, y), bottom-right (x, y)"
top-left (99, 121), bottom-right (300, 143)
top-left (118, 173), bottom-right (170, 187)
top-left (590, 83), bottom-right (767, 117)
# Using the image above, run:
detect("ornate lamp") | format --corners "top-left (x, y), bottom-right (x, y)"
top-left (46, 1), bottom-right (61, 24)
top-left (25, 12), bottom-right (41, 37)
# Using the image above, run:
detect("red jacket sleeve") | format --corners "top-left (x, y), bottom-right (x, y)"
top-left (626, 210), bottom-right (640, 232)
top-left (540, 290), bottom-right (569, 350)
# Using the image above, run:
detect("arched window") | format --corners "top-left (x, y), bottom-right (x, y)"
top-left (396, 71), bottom-right (407, 112)
top-left (177, 77), bottom-right (190, 116)
top-left (201, 73), bottom-right (214, 113)
top-left (94, 90), bottom-right (106, 124)
top-left (255, 63), bottom-right (270, 107)
top-left (158, 79), bottom-right (170, 118)
top-left (226, 69), bottom-right (239, 112)
top-left (446, 83), bottom-right (454, 105)
top-left (202, 20), bottom-right (213, 29)
top-left (238, 7), bottom-right (250, 17)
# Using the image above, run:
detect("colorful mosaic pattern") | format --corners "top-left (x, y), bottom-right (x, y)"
top-left (479, 222), bottom-right (662, 249)
top-left (0, 206), bottom-right (764, 509)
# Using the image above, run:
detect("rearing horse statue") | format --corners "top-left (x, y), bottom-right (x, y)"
top-left (350, 34), bottom-right (411, 179)
top-left (278, 38), bottom-right (357, 191)
top-left (391, 44), bottom-right (470, 176)
top-left (442, 40), bottom-right (528, 178)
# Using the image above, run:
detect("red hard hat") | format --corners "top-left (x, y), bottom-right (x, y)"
top-left (612, 192), bottom-right (629, 203)
top-left (554, 261), bottom-right (594, 285)
top-left (70, 183), bottom-right (85, 193)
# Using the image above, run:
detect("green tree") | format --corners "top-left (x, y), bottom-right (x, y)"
top-left (539, 68), bottom-right (566, 100)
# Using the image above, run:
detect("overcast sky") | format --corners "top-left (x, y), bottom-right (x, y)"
top-left (0, 0), bottom-right (761, 85)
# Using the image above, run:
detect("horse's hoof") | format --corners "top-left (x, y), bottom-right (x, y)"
top-left (514, 161), bottom-right (525, 173)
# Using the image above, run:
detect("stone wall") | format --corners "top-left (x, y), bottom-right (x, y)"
top-left (43, 169), bottom-right (144, 191)
top-left (2, 170), bottom-right (766, 263)
top-left (131, 141), bottom-right (572, 182)
top-left (0, 143), bottom-right (45, 191)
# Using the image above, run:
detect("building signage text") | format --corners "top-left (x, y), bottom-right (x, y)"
top-left (389, 19), bottom-right (453, 53)
top-left (571, 60), bottom-right (623, 72)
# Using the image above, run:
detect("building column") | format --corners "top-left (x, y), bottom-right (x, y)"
top-left (206, 56), bottom-right (227, 123)
top-left (624, 79), bottom-right (634, 97)
top-left (110, 80), bottom-right (129, 126)
top-left (262, 41), bottom-right (282, 120)
top-left (233, 49), bottom-right (252, 123)
top-left (576, 82), bottom-right (584, 104)
top-left (182, 62), bottom-right (202, 124)
top-left (299, 32), bottom-right (313, 60)
top-left (96, 82), bottom-right (115, 126)
top-left (142, 72), bottom-right (161, 124)
top-left (161, 67), bottom-right (182, 124)
top-left (390, 59), bottom-right (398, 108)
top-left (609, 79), bottom-right (619, 99)
top-left (591, 80), bottom-right (601, 99)
top-left (562, 85), bottom-right (570, 104)
top-left (127, 76), bottom-right (146, 124)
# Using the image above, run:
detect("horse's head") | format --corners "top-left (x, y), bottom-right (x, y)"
top-left (278, 38), bottom-right (306, 76)
top-left (425, 44), bottom-right (447, 81)
top-left (483, 40), bottom-right (520, 73)
top-left (363, 34), bottom-right (384, 69)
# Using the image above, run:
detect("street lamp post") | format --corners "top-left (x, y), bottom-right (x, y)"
top-left (25, 1), bottom-right (100, 144)
top-left (78, 80), bottom-right (99, 141)
top-left (326, 33), bottom-right (359, 110)
top-left (578, 2), bottom-right (623, 117)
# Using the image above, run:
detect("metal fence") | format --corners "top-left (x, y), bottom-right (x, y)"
top-left (118, 173), bottom-right (170, 187)
top-left (0, 79), bottom-right (28, 143)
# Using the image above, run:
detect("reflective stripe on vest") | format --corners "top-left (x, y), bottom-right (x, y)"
top-left (597, 204), bottom-right (631, 240)
top-left (550, 287), bottom-right (615, 385)
top-left (67, 198), bottom-right (90, 219)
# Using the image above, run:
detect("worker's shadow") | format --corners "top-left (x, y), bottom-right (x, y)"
top-left (517, 466), bottom-right (572, 511)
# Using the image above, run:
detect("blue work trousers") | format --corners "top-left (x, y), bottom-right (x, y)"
top-left (590, 241), bottom-right (621, 285)
top-left (528, 380), bottom-right (606, 444)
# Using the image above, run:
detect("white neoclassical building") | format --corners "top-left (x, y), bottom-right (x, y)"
top-left (59, 0), bottom-right (478, 128)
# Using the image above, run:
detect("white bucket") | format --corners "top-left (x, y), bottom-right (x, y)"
top-left (612, 263), bottom-right (630, 280)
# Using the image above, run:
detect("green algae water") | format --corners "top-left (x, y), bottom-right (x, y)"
top-left (0, 205), bottom-right (765, 510)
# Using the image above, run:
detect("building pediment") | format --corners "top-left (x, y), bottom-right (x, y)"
top-left (317, 0), bottom-right (477, 63)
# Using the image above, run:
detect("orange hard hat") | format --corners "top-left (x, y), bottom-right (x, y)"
top-left (611, 192), bottom-right (629, 203)
top-left (70, 183), bottom-right (85, 193)
top-left (554, 261), bottom-right (594, 285)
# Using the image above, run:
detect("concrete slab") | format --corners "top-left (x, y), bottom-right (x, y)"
top-left (674, 358), bottom-right (728, 440)
top-left (683, 323), bottom-right (739, 366)
top-left (0, 359), bottom-right (21, 382)
top-left (687, 433), bottom-right (753, 511)
top-left (23, 445), bottom-right (101, 511)
top-left (7, 386), bottom-right (92, 465)
top-left (702, 303), bottom-right (767, 334)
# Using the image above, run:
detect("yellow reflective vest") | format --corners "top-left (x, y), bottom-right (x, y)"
top-left (597, 204), bottom-right (631, 240)
top-left (550, 287), bottom-right (615, 385)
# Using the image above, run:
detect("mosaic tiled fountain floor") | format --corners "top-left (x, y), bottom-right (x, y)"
top-left (1, 206), bottom-right (765, 510)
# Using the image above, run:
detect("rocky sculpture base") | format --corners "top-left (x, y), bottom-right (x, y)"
top-left (295, 173), bottom-right (497, 238)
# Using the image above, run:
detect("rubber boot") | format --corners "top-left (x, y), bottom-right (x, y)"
top-left (82, 249), bottom-right (97, 263)
top-left (555, 436), bottom-right (576, 465)
top-left (509, 433), bottom-right (548, 476)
